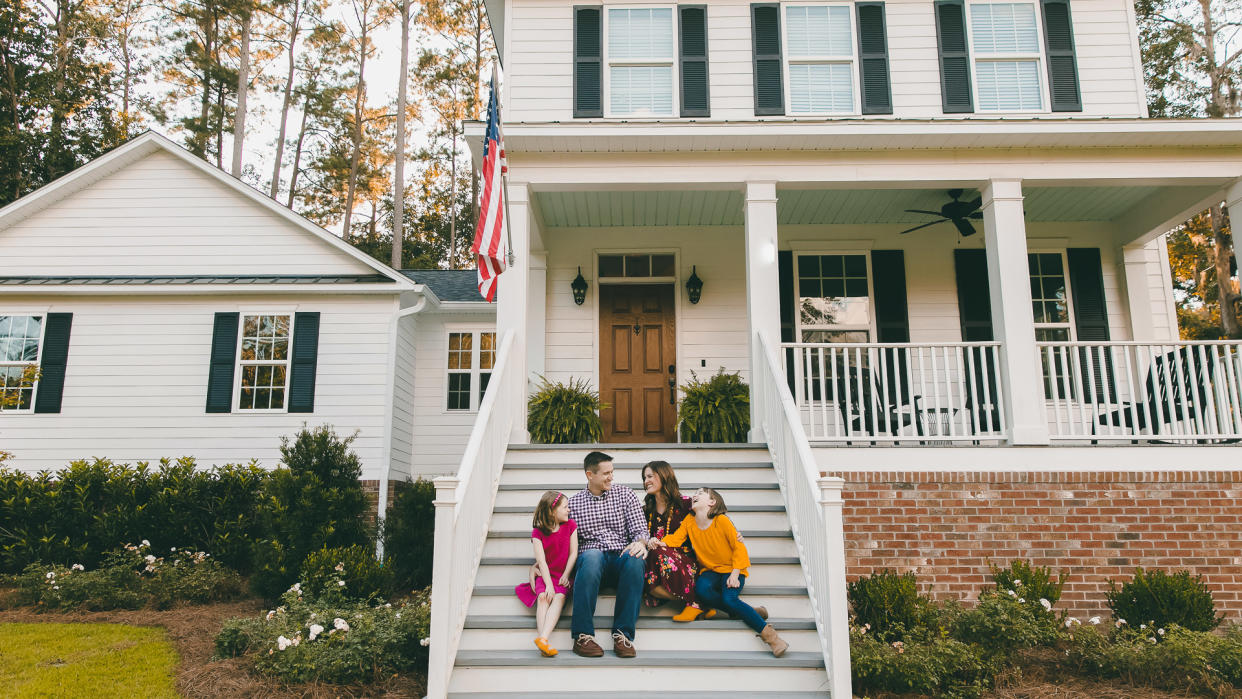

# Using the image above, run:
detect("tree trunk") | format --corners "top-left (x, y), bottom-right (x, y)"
top-left (391, 0), bottom-right (410, 268)
top-left (287, 93), bottom-right (312, 208)
top-left (231, 9), bottom-right (251, 177)
top-left (1212, 204), bottom-right (1242, 338)
top-left (448, 89), bottom-right (458, 269)
top-left (271, 1), bottom-right (302, 198)
top-left (341, 4), bottom-right (370, 241)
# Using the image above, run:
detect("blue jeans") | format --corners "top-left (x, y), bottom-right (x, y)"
top-left (695, 570), bottom-right (767, 633)
top-left (571, 548), bottom-right (645, 641)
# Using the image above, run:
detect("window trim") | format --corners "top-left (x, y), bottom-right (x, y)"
top-left (964, 0), bottom-right (1052, 114)
top-left (780, 1), bottom-right (861, 117)
top-left (793, 252), bottom-right (877, 343)
top-left (0, 313), bottom-right (47, 413)
top-left (444, 326), bottom-right (498, 413)
top-left (1028, 249), bottom-right (1075, 341)
top-left (603, 4), bottom-right (680, 118)
top-left (233, 312), bottom-right (295, 414)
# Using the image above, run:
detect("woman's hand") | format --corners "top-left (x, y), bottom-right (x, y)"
top-left (646, 537), bottom-right (661, 550)
top-left (541, 577), bottom-right (556, 602)
top-left (557, 572), bottom-right (570, 587)
top-left (727, 571), bottom-right (741, 588)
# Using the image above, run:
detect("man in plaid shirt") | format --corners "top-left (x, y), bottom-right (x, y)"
top-left (568, 451), bottom-right (648, 658)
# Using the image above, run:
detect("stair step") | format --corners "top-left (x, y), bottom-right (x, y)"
top-left (464, 615), bottom-right (817, 630)
top-left (468, 586), bottom-right (813, 618)
top-left (451, 693), bottom-right (830, 698)
top-left (491, 504), bottom-right (787, 513)
top-left (448, 665), bottom-right (832, 694)
top-left (482, 556), bottom-right (799, 565)
top-left (483, 535), bottom-right (800, 559)
top-left (501, 467), bottom-right (777, 485)
top-left (495, 487), bottom-right (783, 508)
top-left (499, 482), bottom-right (780, 490)
top-left (477, 562), bottom-right (804, 587)
top-left (489, 510), bottom-right (790, 531)
top-left (502, 461), bottom-right (775, 469)
top-left (459, 626), bottom-right (821, 653)
top-left (455, 649), bottom-right (824, 668)
top-left (471, 584), bottom-right (806, 596)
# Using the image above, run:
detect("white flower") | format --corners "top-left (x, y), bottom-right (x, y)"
top-left (144, 555), bottom-right (156, 564)
top-left (308, 624), bottom-right (324, 641)
top-left (288, 583), bottom-right (302, 593)
top-left (1065, 617), bottom-right (1081, 628)
top-left (1117, 618), bottom-right (1127, 626)
top-left (333, 618), bottom-right (350, 632)
top-left (309, 612), bottom-right (316, 619)
top-left (420, 637), bottom-right (430, 647)
top-left (1018, 598), bottom-right (1025, 604)
top-left (141, 539), bottom-right (150, 547)
top-left (395, 613), bottom-right (401, 619)
top-left (1089, 616), bottom-right (1101, 625)
top-left (337, 580), bottom-right (346, 587)
top-left (334, 563), bottom-right (345, 572)
top-left (1158, 628), bottom-right (1166, 636)
top-left (170, 547), bottom-right (176, 552)
top-left (276, 635), bottom-right (292, 651)
top-left (385, 603), bottom-right (392, 609)
top-left (291, 634), bottom-right (301, 647)
top-left (45, 572), bottom-right (55, 579)
top-left (1148, 637), bottom-right (1157, 644)
top-left (265, 610), bottom-right (276, 621)
top-left (1013, 580), bottom-right (1023, 587)
top-left (1039, 598), bottom-right (1052, 611)
top-left (71, 564), bottom-right (84, 571)
top-left (52, 585), bottom-right (59, 590)
top-left (1007, 589), bottom-right (1017, 598)
top-left (1141, 624), bottom-right (1147, 629)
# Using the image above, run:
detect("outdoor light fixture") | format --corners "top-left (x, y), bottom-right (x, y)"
top-left (571, 267), bottom-right (588, 305)
top-left (685, 266), bottom-right (703, 304)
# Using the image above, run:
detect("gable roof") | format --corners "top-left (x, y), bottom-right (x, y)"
top-left (0, 131), bottom-right (418, 290)
top-left (402, 269), bottom-right (494, 302)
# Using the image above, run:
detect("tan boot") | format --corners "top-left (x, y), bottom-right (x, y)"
top-left (759, 624), bottom-right (788, 658)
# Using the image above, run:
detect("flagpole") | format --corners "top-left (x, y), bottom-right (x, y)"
top-left (494, 64), bottom-right (517, 267)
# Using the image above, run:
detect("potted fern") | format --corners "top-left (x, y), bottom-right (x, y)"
top-left (678, 370), bottom-right (750, 443)
top-left (527, 377), bottom-right (604, 444)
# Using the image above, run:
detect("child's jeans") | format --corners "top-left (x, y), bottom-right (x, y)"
top-left (695, 570), bottom-right (767, 633)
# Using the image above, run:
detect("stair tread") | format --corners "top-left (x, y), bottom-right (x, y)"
top-left (450, 693), bottom-right (828, 698)
top-left (454, 649), bottom-right (825, 668)
top-left (507, 444), bottom-right (769, 450)
top-left (488, 529), bottom-right (793, 538)
top-left (503, 461), bottom-right (774, 469)
top-left (499, 483), bottom-right (780, 490)
top-left (472, 584), bottom-right (809, 596)
top-left (481, 556), bottom-right (799, 565)
top-left (492, 504), bottom-right (786, 513)
top-left (465, 615), bottom-right (817, 630)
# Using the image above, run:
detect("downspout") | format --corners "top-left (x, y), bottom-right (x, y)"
top-left (377, 290), bottom-right (434, 561)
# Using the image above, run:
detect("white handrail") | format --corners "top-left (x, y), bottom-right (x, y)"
top-left (426, 330), bottom-right (518, 699)
top-left (754, 331), bottom-right (852, 698)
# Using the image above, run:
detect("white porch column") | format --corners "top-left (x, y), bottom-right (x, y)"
top-left (1121, 244), bottom-right (1163, 342)
top-left (498, 183), bottom-right (531, 443)
top-left (745, 181), bottom-right (781, 443)
top-left (982, 179), bottom-right (1049, 445)
top-left (527, 251), bottom-right (547, 384)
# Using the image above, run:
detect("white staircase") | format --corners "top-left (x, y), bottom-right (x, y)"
top-left (445, 445), bottom-right (832, 697)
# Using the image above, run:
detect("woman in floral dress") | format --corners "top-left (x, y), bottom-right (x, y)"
top-left (641, 460), bottom-right (702, 618)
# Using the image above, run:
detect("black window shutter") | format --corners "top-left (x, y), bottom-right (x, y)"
top-left (751, 4), bottom-right (784, 116)
top-left (680, 6), bottom-right (710, 117)
top-left (954, 249), bottom-right (993, 341)
top-left (778, 250), bottom-right (794, 343)
top-left (288, 312), bottom-right (320, 413)
top-left (856, 2), bottom-right (893, 115)
top-left (935, 0), bottom-right (973, 113)
top-left (871, 250), bottom-right (910, 342)
top-left (1068, 248), bottom-right (1115, 399)
top-left (1041, 0), bottom-right (1082, 111)
top-left (574, 6), bottom-right (603, 118)
top-left (33, 313), bottom-right (72, 414)
top-left (206, 312), bottom-right (239, 413)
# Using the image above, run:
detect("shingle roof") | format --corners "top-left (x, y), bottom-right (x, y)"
top-left (0, 274), bottom-right (394, 286)
top-left (401, 269), bottom-right (494, 302)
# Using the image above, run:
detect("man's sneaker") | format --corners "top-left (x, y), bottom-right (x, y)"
top-left (611, 631), bottom-right (637, 658)
top-left (572, 634), bottom-right (604, 658)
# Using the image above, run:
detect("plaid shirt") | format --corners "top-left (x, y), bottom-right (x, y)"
top-left (568, 485), bottom-right (647, 552)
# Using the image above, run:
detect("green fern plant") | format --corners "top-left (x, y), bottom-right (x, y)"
top-left (527, 377), bottom-right (604, 444)
top-left (678, 370), bottom-right (750, 443)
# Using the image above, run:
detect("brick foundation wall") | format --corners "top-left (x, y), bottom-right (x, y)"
top-left (829, 470), bottom-right (1242, 620)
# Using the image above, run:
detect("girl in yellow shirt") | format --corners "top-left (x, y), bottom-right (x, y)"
top-left (661, 487), bottom-right (789, 657)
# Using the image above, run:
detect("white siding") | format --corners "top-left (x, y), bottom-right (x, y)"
top-left (0, 150), bottom-right (375, 276)
top-left (0, 294), bottom-right (397, 479)
top-left (389, 313), bottom-right (417, 479)
top-left (504, 0), bottom-right (1144, 122)
top-left (410, 313), bottom-right (497, 477)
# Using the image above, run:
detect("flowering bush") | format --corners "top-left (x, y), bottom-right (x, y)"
top-left (951, 590), bottom-right (1061, 653)
top-left (298, 544), bottom-right (392, 603)
top-left (1065, 623), bottom-right (1242, 693)
top-left (215, 585), bottom-right (431, 684)
top-left (989, 559), bottom-right (1067, 619)
top-left (13, 541), bottom-right (242, 610)
top-left (1106, 568), bottom-right (1223, 633)
top-left (850, 621), bottom-right (996, 698)
top-left (847, 570), bottom-right (936, 642)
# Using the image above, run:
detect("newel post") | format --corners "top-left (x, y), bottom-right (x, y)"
top-left (818, 476), bottom-right (853, 698)
top-left (425, 476), bottom-right (459, 699)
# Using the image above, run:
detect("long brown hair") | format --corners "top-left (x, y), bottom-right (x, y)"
top-left (532, 490), bottom-right (564, 534)
top-left (700, 487), bottom-right (728, 519)
top-left (642, 461), bottom-right (685, 516)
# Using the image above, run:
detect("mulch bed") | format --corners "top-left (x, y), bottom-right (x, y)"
top-left (0, 596), bottom-right (426, 698)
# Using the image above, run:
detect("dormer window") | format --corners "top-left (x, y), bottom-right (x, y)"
top-left (606, 8), bottom-right (676, 117)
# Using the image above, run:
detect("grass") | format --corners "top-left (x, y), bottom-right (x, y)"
top-left (0, 622), bottom-right (179, 698)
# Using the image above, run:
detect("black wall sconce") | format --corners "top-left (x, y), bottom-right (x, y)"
top-left (685, 266), bottom-right (703, 304)
top-left (571, 267), bottom-right (588, 305)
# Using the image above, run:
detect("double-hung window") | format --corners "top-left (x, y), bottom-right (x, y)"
top-left (237, 314), bottom-right (292, 411)
top-left (447, 330), bottom-right (497, 411)
top-left (795, 254), bottom-right (873, 343)
top-left (1029, 252), bottom-right (1074, 395)
top-left (968, 2), bottom-right (1044, 111)
top-left (606, 7), bottom-right (676, 117)
top-left (0, 315), bottom-right (43, 411)
top-left (783, 5), bottom-right (857, 114)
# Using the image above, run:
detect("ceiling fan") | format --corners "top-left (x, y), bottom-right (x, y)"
top-left (899, 189), bottom-right (983, 237)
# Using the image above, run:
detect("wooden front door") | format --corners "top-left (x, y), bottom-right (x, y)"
top-left (599, 284), bottom-right (677, 442)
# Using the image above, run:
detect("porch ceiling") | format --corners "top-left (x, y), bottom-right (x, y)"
top-left (533, 185), bottom-right (1190, 228)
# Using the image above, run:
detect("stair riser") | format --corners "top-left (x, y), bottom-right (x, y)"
top-left (489, 510), bottom-right (790, 531)
top-left (477, 563), bottom-right (805, 588)
top-left (448, 667), bottom-right (831, 694)
top-left (494, 488), bottom-right (783, 509)
top-left (503, 449), bottom-right (772, 465)
top-left (467, 594), bottom-right (813, 618)
top-left (501, 467), bottom-right (776, 486)
top-left (457, 627), bottom-right (821, 653)
top-left (483, 537), bottom-right (800, 559)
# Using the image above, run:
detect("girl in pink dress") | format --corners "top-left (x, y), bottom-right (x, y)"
top-left (514, 490), bottom-right (578, 657)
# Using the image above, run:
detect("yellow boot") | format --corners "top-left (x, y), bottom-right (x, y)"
top-left (672, 605), bottom-right (705, 622)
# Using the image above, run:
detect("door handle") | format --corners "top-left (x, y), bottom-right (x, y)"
top-left (668, 364), bottom-right (676, 405)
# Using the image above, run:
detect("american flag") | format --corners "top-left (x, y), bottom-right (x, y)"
top-left (472, 72), bottom-right (507, 302)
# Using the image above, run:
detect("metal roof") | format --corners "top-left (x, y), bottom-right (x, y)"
top-left (0, 274), bottom-right (395, 286)
top-left (401, 269), bottom-right (493, 302)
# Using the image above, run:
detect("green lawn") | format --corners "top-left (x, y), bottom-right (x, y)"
top-left (0, 623), bottom-right (179, 698)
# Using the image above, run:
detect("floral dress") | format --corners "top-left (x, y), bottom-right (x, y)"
top-left (643, 497), bottom-right (696, 607)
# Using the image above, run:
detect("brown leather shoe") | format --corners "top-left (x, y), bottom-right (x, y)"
top-left (611, 631), bottom-right (636, 658)
top-left (755, 605), bottom-right (769, 621)
top-left (572, 634), bottom-right (604, 658)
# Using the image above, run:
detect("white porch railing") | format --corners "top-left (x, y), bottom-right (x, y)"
top-left (781, 342), bottom-right (1008, 443)
top-left (1037, 340), bottom-right (1242, 442)
top-left (426, 330), bottom-right (518, 698)
top-left (755, 332), bottom-right (852, 697)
